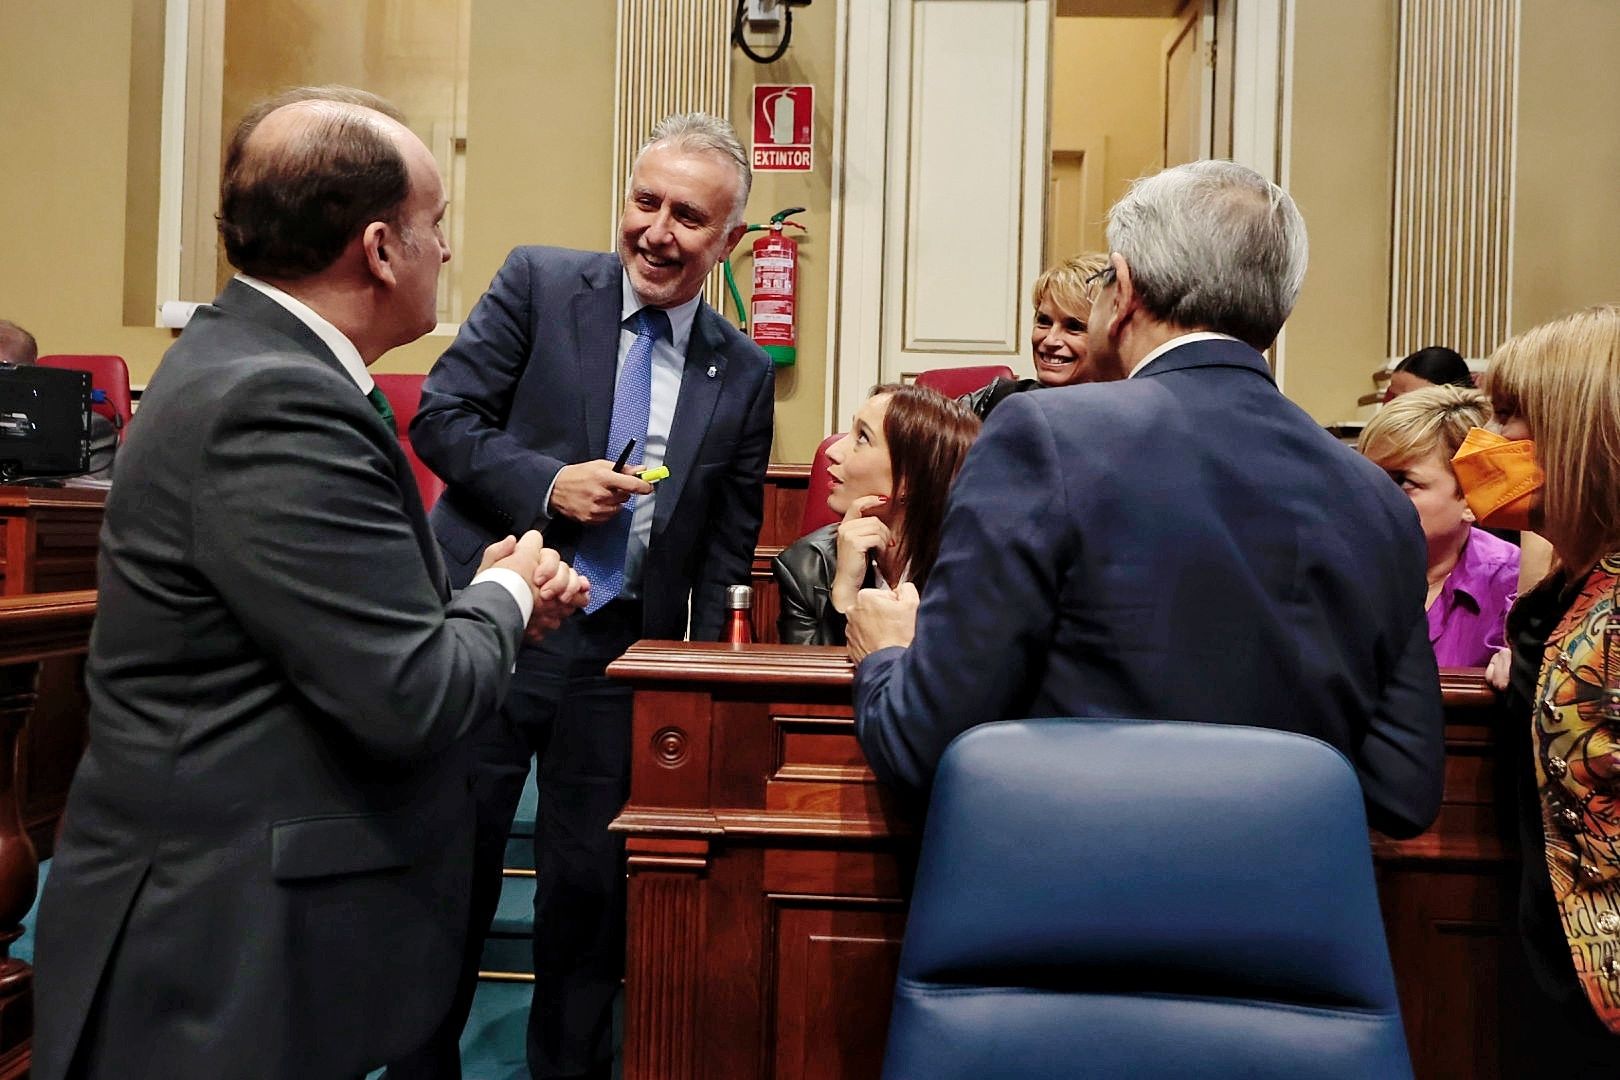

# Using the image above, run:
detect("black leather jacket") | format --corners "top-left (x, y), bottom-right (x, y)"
top-left (770, 524), bottom-right (853, 645)
top-left (958, 376), bottom-right (1041, 421)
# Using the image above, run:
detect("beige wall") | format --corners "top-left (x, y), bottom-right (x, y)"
top-left (1049, 15), bottom-right (1178, 241)
top-left (1282, 0), bottom-right (1397, 423)
top-left (0, 1), bottom-right (179, 380)
top-left (1512, 0), bottom-right (1620, 331)
top-left (728, 14), bottom-right (837, 462)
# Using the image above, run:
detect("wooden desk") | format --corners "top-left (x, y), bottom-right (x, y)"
top-left (0, 487), bottom-right (102, 858)
top-left (0, 590), bottom-right (98, 1080)
top-left (610, 645), bottom-right (1530, 1080)
top-left (0, 485), bottom-right (105, 596)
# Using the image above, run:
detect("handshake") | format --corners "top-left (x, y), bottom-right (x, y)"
top-left (478, 530), bottom-right (591, 641)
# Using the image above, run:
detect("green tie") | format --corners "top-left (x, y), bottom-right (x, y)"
top-left (366, 386), bottom-right (396, 429)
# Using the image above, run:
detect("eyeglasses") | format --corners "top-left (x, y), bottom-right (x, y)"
top-left (1081, 264), bottom-right (1116, 301)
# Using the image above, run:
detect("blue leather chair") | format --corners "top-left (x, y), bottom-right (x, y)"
top-left (881, 719), bottom-right (1413, 1080)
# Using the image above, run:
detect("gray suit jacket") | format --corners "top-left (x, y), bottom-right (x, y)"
top-left (412, 246), bottom-right (775, 641)
top-left (33, 280), bottom-right (527, 1080)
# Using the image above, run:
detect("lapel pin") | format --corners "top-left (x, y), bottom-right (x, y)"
top-left (706, 365), bottom-right (718, 379)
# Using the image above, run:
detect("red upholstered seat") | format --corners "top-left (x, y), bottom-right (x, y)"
top-left (37, 354), bottom-right (133, 441)
top-left (800, 431), bottom-right (845, 536)
top-left (913, 365), bottom-right (1016, 398)
top-left (371, 373), bottom-right (446, 511)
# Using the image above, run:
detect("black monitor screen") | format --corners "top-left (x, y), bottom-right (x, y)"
top-left (0, 365), bottom-right (90, 479)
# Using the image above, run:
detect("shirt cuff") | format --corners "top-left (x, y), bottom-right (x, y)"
top-left (471, 567), bottom-right (533, 626)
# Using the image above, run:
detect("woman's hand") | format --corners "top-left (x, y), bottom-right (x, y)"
top-left (831, 495), bottom-right (893, 614)
top-left (1485, 646), bottom-right (1513, 691)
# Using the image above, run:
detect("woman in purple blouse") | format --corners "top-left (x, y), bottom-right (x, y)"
top-left (1359, 384), bottom-right (1520, 667)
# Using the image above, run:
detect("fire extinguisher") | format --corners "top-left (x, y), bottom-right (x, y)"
top-left (724, 207), bottom-right (806, 366)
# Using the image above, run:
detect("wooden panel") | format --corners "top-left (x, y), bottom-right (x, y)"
top-left (771, 904), bottom-right (905, 1080)
top-left (613, 648), bottom-right (1531, 1079)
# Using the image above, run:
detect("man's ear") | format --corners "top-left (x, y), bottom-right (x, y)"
top-left (1101, 252), bottom-right (1135, 341)
top-left (722, 221), bottom-right (749, 258)
top-left (362, 221), bottom-right (396, 287)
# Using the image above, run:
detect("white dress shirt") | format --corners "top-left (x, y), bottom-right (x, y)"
top-left (1126, 331), bottom-right (1241, 379)
top-left (233, 274), bottom-right (533, 624)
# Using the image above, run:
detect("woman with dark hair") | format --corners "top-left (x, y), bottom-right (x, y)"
top-left (1467, 305), bottom-right (1620, 1072)
top-left (772, 384), bottom-right (980, 645)
top-left (1387, 345), bottom-right (1475, 399)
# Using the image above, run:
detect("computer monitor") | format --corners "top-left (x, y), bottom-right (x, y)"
top-left (0, 364), bottom-right (90, 480)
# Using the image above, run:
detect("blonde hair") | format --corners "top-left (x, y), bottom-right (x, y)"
top-left (1484, 303), bottom-right (1620, 575)
top-left (1357, 384), bottom-right (1490, 481)
top-left (1031, 252), bottom-right (1109, 321)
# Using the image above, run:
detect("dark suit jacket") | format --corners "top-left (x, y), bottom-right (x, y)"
top-left (412, 246), bottom-right (774, 641)
top-left (33, 280), bottom-right (528, 1080)
top-left (854, 338), bottom-right (1446, 838)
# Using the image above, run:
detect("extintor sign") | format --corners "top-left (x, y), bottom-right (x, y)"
top-left (751, 85), bottom-right (813, 172)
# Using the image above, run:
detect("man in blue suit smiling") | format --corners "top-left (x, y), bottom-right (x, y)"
top-left (396, 113), bottom-right (773, 1080)
top-left (847, 160), bottom-right (1445, 841)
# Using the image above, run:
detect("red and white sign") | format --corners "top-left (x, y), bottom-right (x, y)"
top-left (751, 84), bottom-right (814, 172)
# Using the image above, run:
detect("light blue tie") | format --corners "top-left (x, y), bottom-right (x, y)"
top-left (573, 306), bottom-right (670, 613)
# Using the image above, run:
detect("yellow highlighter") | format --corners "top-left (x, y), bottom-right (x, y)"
top-left (637, 465), bottom-right (670, 484)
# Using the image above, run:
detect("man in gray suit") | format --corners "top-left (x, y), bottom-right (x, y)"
top-left (33, 87), bottom-right (588, 1080)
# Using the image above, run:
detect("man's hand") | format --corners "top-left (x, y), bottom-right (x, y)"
top-left (529, 562), bottom-right (590, 640)
top-left (477, 534), bottom-right (519, 575)
top-left (846, 582), bottom-right (920, 662)
top-left (831, 495), bottom-right (893, 614)
top-left (550, 461), bottom-right (654, 524)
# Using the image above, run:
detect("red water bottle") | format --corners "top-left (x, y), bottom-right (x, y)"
top-left (724, 585), bottom-right (755, 645)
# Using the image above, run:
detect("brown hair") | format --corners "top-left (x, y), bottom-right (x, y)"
top-left (871, 383), bottom-right (981, 590)
top-left (219, 86), bottom-right (412, 280)
top-left (1485, 303), bottom-right (1620, 575)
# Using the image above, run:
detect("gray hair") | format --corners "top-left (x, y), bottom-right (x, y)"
top-left (1105, 160), bottom-right (1308, 350)
top-left (634, 112), bottom-right (752, 228)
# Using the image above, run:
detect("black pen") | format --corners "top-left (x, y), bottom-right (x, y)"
top-left (612, 438), bottom-right (637, 473)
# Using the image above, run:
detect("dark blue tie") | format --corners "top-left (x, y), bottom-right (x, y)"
top-left (573, 306), bottom-right (670, 613)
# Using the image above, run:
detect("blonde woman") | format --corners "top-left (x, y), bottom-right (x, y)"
top-left (1465, 304), bottom-right (1620, 1070)
top-left (960, 252), bottom-right (1112, 420)
top-left (1357, 385), bottom-right (1518, 667)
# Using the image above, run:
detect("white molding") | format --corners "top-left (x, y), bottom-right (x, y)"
top-left (827, 0), bottom-right (893, 430)
top-left (154, 0), bottom-right (190, 316)
top-left (1228, 0), bottom-right (1292, 387)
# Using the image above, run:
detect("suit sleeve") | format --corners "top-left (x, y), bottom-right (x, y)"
top-left (854, 397), bottom-right (1066, 800)
top-left (687, 358), bottom-right (774, 641)
top-left (193, 364), bottom-right (526, 765)
top-left (410, 248), bottom-right (564, 532)
top-left (1357, 611), bottom-right (1446, 838)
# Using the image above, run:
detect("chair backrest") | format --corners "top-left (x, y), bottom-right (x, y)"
top-left (882, 718), bottom-right (1413, 1080)
top-left (799, 431), bottom-right (845, 536)
top-left (37, 354), bottom-right (132, 440)
top-left (370, 373), bottom-right (445, 511)
top-left (913, 365), bottom-right (1016, 399)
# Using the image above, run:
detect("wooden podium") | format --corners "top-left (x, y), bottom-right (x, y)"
top-left (610, 643), bottom-right (1532, 1080)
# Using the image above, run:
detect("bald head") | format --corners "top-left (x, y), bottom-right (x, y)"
top-left (0, 320), bottom-right (37, 366)
top-left (219, 89), bottom-right (415, 281)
